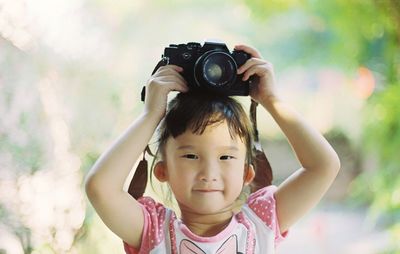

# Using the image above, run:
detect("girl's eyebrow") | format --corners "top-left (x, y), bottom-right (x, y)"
top-left (177, 145), bottom-right (194, 150)
top-left (177, 145), bottom-right (239, 151)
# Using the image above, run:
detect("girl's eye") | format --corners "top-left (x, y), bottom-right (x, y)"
top-left (183, 154), bottom-right (198, 159)
top-left (220, 155), bottom-right (235, 160)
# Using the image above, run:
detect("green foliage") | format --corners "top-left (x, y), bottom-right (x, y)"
top-left (0, 123), bottom-right (45, 174)
top-left (241, 0), bottom-right (304, 17)
top-left (365, 85), bottom-right (400, 164)
top-left (242, 0), bottom-right (399, 75)
top-left (242, 0), bottom-right (400, 251)
top-left (81, 151), bottom-right (100, 174)
top-left (352, 85), bottom-right (400, 222)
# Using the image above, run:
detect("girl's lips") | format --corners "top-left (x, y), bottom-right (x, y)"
top-left (194, 189), bottom-right (221, 192)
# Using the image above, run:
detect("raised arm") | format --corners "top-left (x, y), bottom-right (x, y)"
top-left (84, 65), bottom-right (188, 247)
top-left (259, 97), bottom-right (340, 233)
top-left (235, 44), bottom-right (340, 233)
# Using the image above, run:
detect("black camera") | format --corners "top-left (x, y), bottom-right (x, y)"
top-left (161, 41), bottom-right (253, 96)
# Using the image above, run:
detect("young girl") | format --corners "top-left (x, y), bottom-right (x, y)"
top-left (85, 44), bottom-right (341, 253)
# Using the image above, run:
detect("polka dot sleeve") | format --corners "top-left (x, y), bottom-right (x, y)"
top-left (247, 185), bottom-right (288, 245)
top-left (123, 197), bottom-right (167, 254)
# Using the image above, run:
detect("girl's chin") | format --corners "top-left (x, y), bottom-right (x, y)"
top-left (179, 202), bottom-right (235, 216)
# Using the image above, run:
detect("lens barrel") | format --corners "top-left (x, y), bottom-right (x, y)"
top-left (194, 51), bottom-right (237, 90)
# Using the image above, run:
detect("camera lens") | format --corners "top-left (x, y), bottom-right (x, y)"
top-left (205, 63), bottom-right (223, 83)
top-left (194, 51), bottom-right (237, 90)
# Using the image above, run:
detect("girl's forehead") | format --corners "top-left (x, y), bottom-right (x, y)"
top-left (167, 121), bottom-right (245, 148)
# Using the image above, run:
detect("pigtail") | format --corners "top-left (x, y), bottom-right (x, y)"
top-left (249, 99), bottom-right (273, 193)
top-left (128, 146), bottom-right (154, 199)
top-left (128, 59), bottom-right (166, 199)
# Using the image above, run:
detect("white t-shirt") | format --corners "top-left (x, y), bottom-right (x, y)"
top-left (124, 185), bottom-right (288, 254)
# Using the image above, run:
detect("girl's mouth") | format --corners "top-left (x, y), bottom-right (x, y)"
top-left (194, 189), bottom-right (222, 192)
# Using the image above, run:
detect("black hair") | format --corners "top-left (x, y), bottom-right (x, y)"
top-left (157, 92), bottom-right (254, 165)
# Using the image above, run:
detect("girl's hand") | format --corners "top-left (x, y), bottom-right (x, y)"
top-left (234, 44), bottom-right (278, 104)
top-left (144, 65), bottom-right (188, 119)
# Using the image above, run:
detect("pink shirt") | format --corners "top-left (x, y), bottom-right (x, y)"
top-left (124, 185), bottom-right (288, 253)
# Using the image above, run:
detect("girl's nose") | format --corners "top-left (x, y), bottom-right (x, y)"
top-left (198, 160), bottom-right (219, 182)
top-left (200, 175), bottom-right (217, 182)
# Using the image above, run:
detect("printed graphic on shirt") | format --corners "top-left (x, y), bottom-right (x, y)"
top-left (179, 235), bottom-right (243, 254)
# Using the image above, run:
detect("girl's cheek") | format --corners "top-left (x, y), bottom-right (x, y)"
top-left (178, 160), bottom-right (196, 168)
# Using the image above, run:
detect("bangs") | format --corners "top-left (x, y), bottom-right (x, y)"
top-left (161, 92), bottom-right (250, 141)
top-left (156, 92), bottom-right (254, 165)
top-left (185, 109), bottom-right (245, 141)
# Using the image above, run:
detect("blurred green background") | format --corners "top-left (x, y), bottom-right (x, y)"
top-left (0, 0), bottom-right (399, 253)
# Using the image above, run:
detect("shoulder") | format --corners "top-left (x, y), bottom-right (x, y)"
top-left (247, 185), bottom-right (277, 208)
top-left (138, 196), bottom-right (169, 233)
top-left (245, 185), bottom-right (288, 243)
top-left (138, 196), bottom-right (167, 214)
top-left (124, 196), bottom-right (169, 254)
top-left (246, 185), bottom-right (278, 223)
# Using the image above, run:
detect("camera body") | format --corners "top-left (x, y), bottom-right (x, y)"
top-left (162, 41), bottom-right (252, 96)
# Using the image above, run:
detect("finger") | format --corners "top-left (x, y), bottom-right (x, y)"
top-left (157, 74), bottom-right (188, 90)
top-left (237, 58), bottom-right (266, 74)
top-left (157, 71), bottom-right (187, 84)
top-left (234, 44), bottom-right (262, 58)
top-left (162, 80), bottom-right (189, 93)
top-left (156, 65), bottom-right (183, 75)
top-left (155, 67), bottom-right (187, 84)
top-left (154, 66), bottom-right (183, 79)
top-left (174, 73), bottom-right (187, 85)
top-left (242, 64), bottom-right (269, 81)
top-left (158, 77), bottom-right (187, 88)
top-left (165, 64), bottom-right (184, 72)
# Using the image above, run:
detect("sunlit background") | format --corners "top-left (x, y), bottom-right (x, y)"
top-left (0, 0), bottom-right (399, 253)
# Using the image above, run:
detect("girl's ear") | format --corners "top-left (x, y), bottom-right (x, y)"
top-left (154, 161), bottom-right (168, 182)
top-left (243, 164), bottom-right (255, 185)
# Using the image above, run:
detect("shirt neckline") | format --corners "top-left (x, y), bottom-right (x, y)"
top-left (174, 212), bottom-right (241, 243)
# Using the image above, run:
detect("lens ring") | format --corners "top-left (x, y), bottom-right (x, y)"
top-left (194, 51), bottom-right (237, 90)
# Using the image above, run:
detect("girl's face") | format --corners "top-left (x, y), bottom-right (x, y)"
top-left (157, 120), bottom-right (254, 216)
